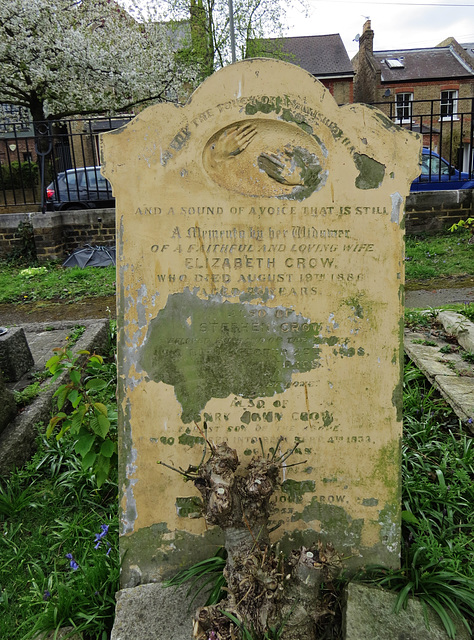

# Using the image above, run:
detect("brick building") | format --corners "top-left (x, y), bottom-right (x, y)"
top-left (352, 20), bottom-right (474, 170)
top-left (248, 34), bottom-right (354, 105)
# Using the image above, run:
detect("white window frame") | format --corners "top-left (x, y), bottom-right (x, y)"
top-left (395, 92), bottom-right (413, 123)
top-left (440, 90), bottom-right (459, 120)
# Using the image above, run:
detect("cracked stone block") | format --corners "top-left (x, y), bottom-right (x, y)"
top-left (0, 327), bottom-right (34, 382)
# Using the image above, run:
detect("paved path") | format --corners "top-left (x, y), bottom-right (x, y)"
top-left (406, 286), bottom-right (474, 308)
top-left (1, 287), bottom-right (473, 326)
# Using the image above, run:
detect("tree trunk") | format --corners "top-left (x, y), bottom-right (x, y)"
top-left (189, 441), bottom-right (341, 640)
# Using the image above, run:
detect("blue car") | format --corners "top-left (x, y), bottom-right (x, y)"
top-left (411, 149), bottom-right (474, 191)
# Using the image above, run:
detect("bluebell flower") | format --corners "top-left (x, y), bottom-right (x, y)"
top-left (43, 589), bottom-right (51, 600)
top-left (65, 553), bottom-right (79, 571)
top-left (94, 524), bottom-right (109, 549)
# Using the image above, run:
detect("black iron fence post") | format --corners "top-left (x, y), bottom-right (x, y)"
top-left (34, 123), bottom-right (53, 214)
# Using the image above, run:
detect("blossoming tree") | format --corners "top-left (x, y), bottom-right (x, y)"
top-left (0, 0), bottom-right (196, 124)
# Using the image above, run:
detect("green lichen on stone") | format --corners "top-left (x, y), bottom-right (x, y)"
top-left (139, 290), bottom-right (352, 423)
top-left (285, 498), bottom-right (364, 550)
top-left (354, 153), bottom-right (385, 190)
top-left (371, 440), bottom-right (402, 504)
top-left (176, 496), bottom-right (203, 518)
top-left (280, 109), bottom-right (314, 135)
top-left (378, 502), bottom-right (401, 552)
top-left (391, 317), bottom-right (405, 422)
top-left (281, 479), bottom-right (316, 503)
top-left (344, 296), bottom-right (364, 319)
top-left (119, 523), bottom-right (224, 585)
top-left (178, 433), bottom-right (205, 447)
top-left (362, 498), bottom-right (379, 507)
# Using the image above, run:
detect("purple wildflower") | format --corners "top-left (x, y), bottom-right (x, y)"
top-left (94, 524), bottom-right (110, 550)
top-left (43, 589), bottom-right (51, 601)
top-left (65, 553), bottom-right (79, 571)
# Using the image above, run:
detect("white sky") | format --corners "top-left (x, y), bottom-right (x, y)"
top-left (283, 0), bottom-right (474, 60)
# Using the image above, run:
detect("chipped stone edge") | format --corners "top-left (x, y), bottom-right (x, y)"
top-left (0, 319), bottom-right (110, 475)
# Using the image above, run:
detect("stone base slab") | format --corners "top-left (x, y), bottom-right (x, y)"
top-left (344, 583), bottom-right (471, 640)
top-left (111, 582), bottom-right (205, 640)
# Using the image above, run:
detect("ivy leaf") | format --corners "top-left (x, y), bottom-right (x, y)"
top-left (86, 378), bottom-right (107, 391)
top-left (56, 419), bottom-right (71, 441)
top-left (81, 451), bottom-right (97, 471)
top-left (100, 438), bottom-right (116, 458)
top-left (45, 354), bottom-right (61, 371)
top-left (94, 402), bottom-right (108, 417)
top-left (75, 433), bottom-right (95, 457)
top-left (401, 510), bottom-right (420, 525)
top-left (91, 414), bottom-right (110, 438)
top-left (68, 389), bottom-right (82, 408)
top-left (70, 405), bottom-right (87, 433)
top-left (94, 454), bottom-right (110, 488)
top-left (55, 385), bottom-right (70, 411)
top-left (69, 369), bottom-right (81, 386)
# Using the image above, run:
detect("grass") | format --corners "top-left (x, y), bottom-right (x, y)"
top-left (405, 302), bottom-right (474, 330)
top-left (0, 240), bottom-right (472, 638)
top-left (1, 358), bottom-right (472, 639)
top-left (405, 229), bottom-right (473, 282)
top-left (0, 262), bottom-right (115, 304)
top-left (0, 336), bottom-right (118, 640)
top-left (0, 227), bottom-right (472, 306)
top-left (355, 362), bottom-right (473, 639)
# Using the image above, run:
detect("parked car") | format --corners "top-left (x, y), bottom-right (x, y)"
top-left (46, 167), bottom-right (114, 210)
top-left (411, 149), bottom-right (474, 191)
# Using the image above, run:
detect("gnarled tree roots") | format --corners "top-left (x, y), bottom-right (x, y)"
top-left (181, 440), bottom-right (342, 640)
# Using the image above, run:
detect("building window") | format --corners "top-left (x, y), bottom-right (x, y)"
top-left (395, 92), bottom-right (413, 122)
top-left (440, 90), bottom-right (458, 119)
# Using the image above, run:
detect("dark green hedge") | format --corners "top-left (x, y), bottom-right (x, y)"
top-left (1, 161), bottom-right (39, 189)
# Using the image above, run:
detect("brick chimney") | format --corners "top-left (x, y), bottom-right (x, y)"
top-left (358, 20), bottom-right (374, 57)
top-left (353, 20), bottom-right (378, 103)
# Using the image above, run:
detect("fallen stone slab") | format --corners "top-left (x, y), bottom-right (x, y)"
top-left (111, 582), bottom-right (205, 640)
top-left (437, 310), bottom-right (474, 353)
top-left (0, 319), bottom-right (109, 475)
top-left (344, 582), bottom-right (471, 640)
top-left (404, 329), bottom-right (474, 428)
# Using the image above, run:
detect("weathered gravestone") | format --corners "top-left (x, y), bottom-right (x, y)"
top-left (101, 59), bottom-right (421, 588)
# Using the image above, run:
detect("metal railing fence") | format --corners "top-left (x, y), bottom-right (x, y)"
top-left (370, 95), bottom-right (474, 180)
top-left (1, 98), bottom-right (474, 209)
top-left (0, 115), bottom-right (133, 210)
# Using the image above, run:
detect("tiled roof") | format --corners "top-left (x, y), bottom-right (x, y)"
top-left (461, 42), bottom-right (474, 59)
top-left (249, 34), bottom-right (354, 77)
top-left (373, 47), bottom-right (474, 82)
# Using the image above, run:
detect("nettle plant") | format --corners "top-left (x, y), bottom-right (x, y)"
top-left (449, 217), bottom-right (474, 242)
top-left (46, 347), bottom-right (117, 488)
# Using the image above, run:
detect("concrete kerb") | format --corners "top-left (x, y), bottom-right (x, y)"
top-left (0, 319), bottom-right (110, 475)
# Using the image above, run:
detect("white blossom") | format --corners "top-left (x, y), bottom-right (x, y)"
top-left (0, 0), bottom-right (197, 123)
